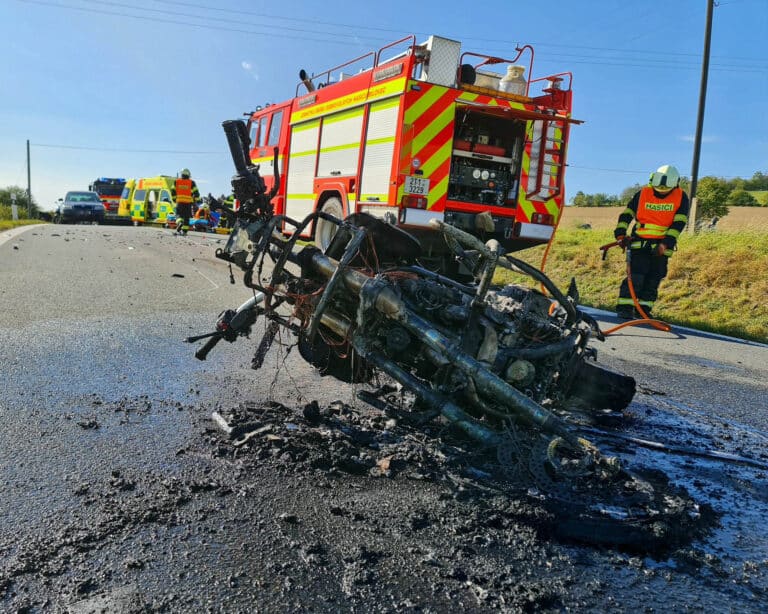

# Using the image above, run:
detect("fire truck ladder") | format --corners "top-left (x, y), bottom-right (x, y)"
top-left (526, 116), bottom-right (569, 201)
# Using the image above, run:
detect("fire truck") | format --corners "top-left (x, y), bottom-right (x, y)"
top-left (246, 34), bottom-right (580, 265)
top-left (89, 177), bottom-right (127, 220)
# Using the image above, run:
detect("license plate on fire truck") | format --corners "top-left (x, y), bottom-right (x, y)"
top-left (404, 176), bottom-right (430, 196)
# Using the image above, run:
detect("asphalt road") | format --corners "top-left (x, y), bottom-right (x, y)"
top-left (1, 223), bottom-right (767, 612)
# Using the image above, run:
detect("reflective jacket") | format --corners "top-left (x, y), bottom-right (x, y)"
top-left (174, 178), bottom-right (194, 204)
top-left (614, 186), bottom-right (690, 250)
top-left (635, 187), bottom-right (684, 240)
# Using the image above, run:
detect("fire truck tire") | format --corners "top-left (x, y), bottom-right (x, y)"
top-left (315, 197), bottom-right (344, 252)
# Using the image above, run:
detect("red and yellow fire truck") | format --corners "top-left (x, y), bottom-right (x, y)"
top-left (89, 177), bottom-right (127, 220)
top-left (247, 35), bottom-right (580, 261)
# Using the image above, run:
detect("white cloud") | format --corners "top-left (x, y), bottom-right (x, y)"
top-left (241, 60), bottom-right (259, 81)
top-left (679, 135), bottom-right (718, 144)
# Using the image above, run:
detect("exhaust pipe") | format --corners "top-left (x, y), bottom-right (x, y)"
top-left (299, 69), bottom-right (315, 93)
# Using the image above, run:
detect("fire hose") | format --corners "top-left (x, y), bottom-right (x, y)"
top-left (599, 239), bottom-right (672, 335)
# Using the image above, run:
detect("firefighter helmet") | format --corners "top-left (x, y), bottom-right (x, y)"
top-left (180, 168), bottom-right (191, 179)
top-left (649, 165), bottom-right (680, 192)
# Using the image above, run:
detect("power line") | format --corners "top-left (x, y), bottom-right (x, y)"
top-left (16, 0), bottom-right (768, 71)
top-left (128, 0), bottom-right (768, 65)
top-left (16, 0), bottom-right (368, 46)
top-left (568, 165), bottom-right (648, 174)
top-left (78, 0), bottom-right (373, 43)
top-left (568, 164), bottom-right (749, 179)
top-left (32, 143), bottom-right (225, 154)
top-left (143, 0), bottom-right (410, 36)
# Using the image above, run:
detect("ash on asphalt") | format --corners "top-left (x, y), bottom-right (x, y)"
top-left (0, 300), bottom-right (765, 610)
top-left (3, 382), bottom-right (767, 612)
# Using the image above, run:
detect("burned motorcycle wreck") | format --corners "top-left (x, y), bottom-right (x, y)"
top-left (191, 119), bottom-right (703, 548)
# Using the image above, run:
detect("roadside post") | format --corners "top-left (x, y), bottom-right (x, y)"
top-left (11, 193), bottom-right (18, 221)
top-left (688, 197), bottom-right (698, 234)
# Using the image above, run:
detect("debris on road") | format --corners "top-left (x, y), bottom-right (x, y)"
top-left (188, 132), bottom-right (709, 550)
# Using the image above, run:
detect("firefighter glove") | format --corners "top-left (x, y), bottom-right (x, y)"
top-left (616, 235), bottom-right (631, 249)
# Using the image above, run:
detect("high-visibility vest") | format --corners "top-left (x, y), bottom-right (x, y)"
top-left (175, 178), bottom-right (194, 204)
top-left (635, 186), bottom-right (684, 240)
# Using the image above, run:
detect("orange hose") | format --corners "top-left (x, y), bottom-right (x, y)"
top-left (537, 209), bottom-right (563, 294)
top-left (602, 258), bottom-right (672, 335)
top-left (537, 221), bottom-right (672, 335)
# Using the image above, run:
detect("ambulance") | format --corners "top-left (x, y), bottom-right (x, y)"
top-left (119, 176), bottom-right (178, 225)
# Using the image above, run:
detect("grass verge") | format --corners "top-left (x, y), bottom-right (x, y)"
top-left (0, 219), bottom-right (47, 232)
top-left (495, 228), bottom-right (768, 344)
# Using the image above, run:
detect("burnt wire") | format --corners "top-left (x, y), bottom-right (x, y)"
top-left (267, 323), bottom-right (305, 402)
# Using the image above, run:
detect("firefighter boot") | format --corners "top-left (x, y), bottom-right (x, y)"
top-left (634, 307), bottom-right (652, 320)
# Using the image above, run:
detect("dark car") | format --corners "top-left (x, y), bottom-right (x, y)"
top-left (55, 191), bottom-right (106, 224)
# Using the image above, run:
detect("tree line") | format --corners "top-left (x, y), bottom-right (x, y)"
top-left (569, 171), bottom-right (768, 219)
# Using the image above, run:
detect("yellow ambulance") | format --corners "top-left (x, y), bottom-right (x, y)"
top-left (121, 176), bottom-right (178, 225)
top-left (118, 179), bottom-right (136, 218)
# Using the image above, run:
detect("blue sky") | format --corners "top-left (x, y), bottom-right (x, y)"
top-left (1, 0), bottom-right (766, 210)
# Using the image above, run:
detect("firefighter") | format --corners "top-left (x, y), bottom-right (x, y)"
top-left (614, 165), bottom-right (690, 319)
top-left (172, 168), bottom-right (200, 235)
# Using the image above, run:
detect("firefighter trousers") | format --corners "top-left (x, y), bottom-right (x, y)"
top-left (176, 203), bottom-right (192, 232)
top-left (616, 243), bottom-right (669, 316)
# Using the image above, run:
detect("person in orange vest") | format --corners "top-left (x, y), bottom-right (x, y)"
top-left (613, 165), bottom-right (690, 320)
top-left (172, 168), bottom-right (200, 235)
top-left (191, 200), bottom-right (214, 230)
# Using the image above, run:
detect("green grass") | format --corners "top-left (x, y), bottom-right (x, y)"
top-left (495, 228), bottom-right (768, 343)
top-left (0, 219), bottom-right (47, 232)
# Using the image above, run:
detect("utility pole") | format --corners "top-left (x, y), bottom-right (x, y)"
top-left (26, 139), bottom-right (32, 218)
top-left (689, 0), bottom-right (714, 231)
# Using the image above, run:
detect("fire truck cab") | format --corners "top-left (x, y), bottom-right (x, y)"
top-left (247, 35), bottom-right (580, 262)
top-left (89, 177), bottom-right (127, 220)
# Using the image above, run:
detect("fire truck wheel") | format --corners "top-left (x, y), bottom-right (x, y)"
top-left (315, 197), bottom-right (344, 252)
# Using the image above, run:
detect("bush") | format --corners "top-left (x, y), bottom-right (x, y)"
top-left (695, 177), bottom-right (730, 219)
top-left (729, 189), bottom-right (758, 206)
top-left (0, 185), bottom-right (39, 218)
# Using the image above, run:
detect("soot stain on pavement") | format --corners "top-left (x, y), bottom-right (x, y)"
top-left (0, 396), bottom-right (563, 611)
top-left (2, 393), bottom-right (766, 612)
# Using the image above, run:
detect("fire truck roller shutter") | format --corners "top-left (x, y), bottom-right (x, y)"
top-left (285, 119), bottom-right (321, 232)
top-left (316, 107), bottom-right (365, 178)
top-left (359, 97), bottom-right (401, 205)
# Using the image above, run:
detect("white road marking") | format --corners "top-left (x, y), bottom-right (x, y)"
top-left (0, 224), bottom-right (39, 248)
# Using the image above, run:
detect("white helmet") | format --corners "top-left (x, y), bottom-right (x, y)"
top-left (649, 165), bottom-right (680, 192)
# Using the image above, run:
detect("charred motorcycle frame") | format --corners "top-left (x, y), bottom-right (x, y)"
top-left (189, 120), bottom-right (704, 547)
top-left (193, 119), bottom-right (636, 468)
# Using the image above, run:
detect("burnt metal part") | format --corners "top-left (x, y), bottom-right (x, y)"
top-left (184, 120), bottom-right (707, 548)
